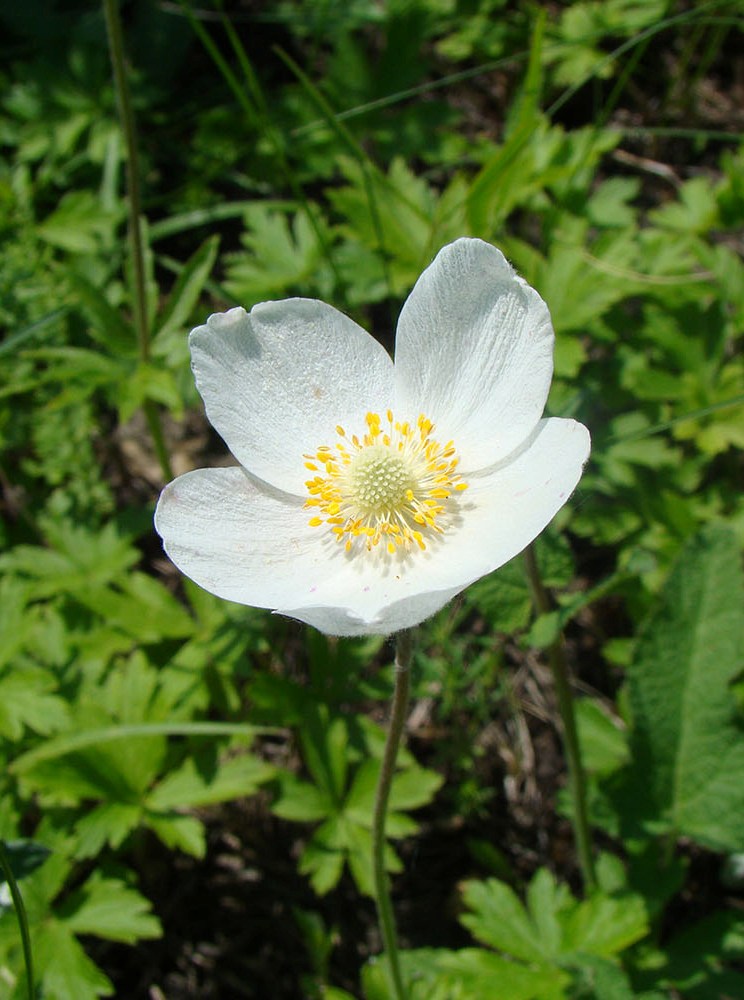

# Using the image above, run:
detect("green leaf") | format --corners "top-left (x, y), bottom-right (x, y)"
top-left (11, 722), bottom-right (261, 774)
top-left (650, 177), bottom-right (719, 234)
top-left (0, 307), bottom-right (68, 359)
top-left (335, 757), bottom-right (377, 818)
top-left (0, 841), bottom-right (51, 885)
top-left (525, 868), bottom-right (571, 955)
top-left (154, 234), bottom-right (219, 342)
top-left (652, 910), bottom-right (744, 996)
top-left (561, 891), bottom-right (648, 958)
top-left (569, 955), bottom-right (637, 1000)
top-left (20, 346), bottom-right (126, 396)
top-left (526, 568), bottom-right (634, 649)
top-left (388, 763), bottom-right (443, 813)
top-left (362, 948), bottom-right (452, 1000)
top-left (465, 558), bottom-right (533, 632)
top-left (61, 872), bottom-right (161, 943)
top-left (467, 124), bottom-right (537, 235)
top-left (224, 204), bottom-right (331, 303)
top-left (468, 531), bottom-right (576, 633)
top-left (575, 698), bottom-right (629, 776)
top-left (148, 202), bottom-right (256, 242)
top-left (613, 525), bottom-right (744, 851)
top-left (436, 948), bottom-right (568, 1000)
top-left (37, 190), bottom-right (121, 253)
top-left (330, 158), bottom-right (466, 301)
top-left (292, 905), bottom-right (334, 980)
top-left (34, 920), bottom-right (113, 999)
top-left (73, 803), bottom-right (143, 858)
top-left (146, 813), bottom-right (206, 858)
top-left (147, 753), bottom-right (275, 810)
top-left (504, 7), bottom-right (545, 138)
top-left (301, 710), bottom-right (349, 804)
top-left (534, 228), bottom-right (638, 339)
top-left (460, 869), bottom-right (647, 967)
top-left (68, 271), bottom-right (135, 356)
top-left (115, 362), bottom-right (184, 422)
top-left (271, 772), bottom-right (331, 822)
top-left (0, 667), bottom-right (69, 739)
top-left (586, 177), bottom-right (640, 228)
top-left (0, 578), bottom-right (29, 671)
top-left (461, 879), bottom-right (546, 961)
top-left (0, 829), bottom-right (71, 928)
top-left (18, 746), bottom-right (145, 806)
top-left (72, 571), bottom-right (195, 641)
top-left (344, 822), bottom-right (380, 897)
top-left (0, 521), bottom-right (140, 597)
top-left (299, 817), bottom-right (347, 896)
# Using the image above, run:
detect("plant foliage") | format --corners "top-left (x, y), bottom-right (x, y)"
top-left (0, 0), bottom-right (742, 995)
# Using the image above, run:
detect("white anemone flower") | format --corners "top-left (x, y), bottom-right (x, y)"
top-left (155, 238), bottom-right (590, 637)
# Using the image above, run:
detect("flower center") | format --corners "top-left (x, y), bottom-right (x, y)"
top-left (304, 410), bottom-right (468, 555)
top-left (348, 445), bottom-right (413, 515)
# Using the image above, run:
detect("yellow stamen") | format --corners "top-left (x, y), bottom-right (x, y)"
top-left (303, 410), bottom-right (467, 555)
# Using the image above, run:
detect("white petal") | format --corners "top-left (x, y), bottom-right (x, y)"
top-left (155, 423), bottom-right (589, 639)
top-left (155, 466), bottom-right (332, 609)
top-left (407, 417), bottom-right (591, 593)
top-left (154, 466), bottom-right (453, 636)
top-left (394, 238), bottom-right (555, 469)
top-left (281, 418), bottom-right (590, 635)
top-left (190, 302), bottom-right (394, 495)
top-left (277, 587), bottom-right (463, 638)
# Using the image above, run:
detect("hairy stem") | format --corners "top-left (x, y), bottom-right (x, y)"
top-left (102, 0), bottom-right (148, 359)
top-left (524, 543), bottom-right (597, 892)
top-left (0, 840), bottom-right (35, 1000)
top-left (103, 0), bottom-right (173, 481)
top-left (372, 629), bottom-right (413, 1000)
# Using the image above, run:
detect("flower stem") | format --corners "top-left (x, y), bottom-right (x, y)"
top-left (144, 398), bottom-right (174, 483)
top-left (0, 840), bottom-right (35, 1000)
top-left (523, 544), bottom-right (597, 893)
top-left (372, 629), bottom-right (413, 1000)
top-left (102, 0), bottom-right (173, 482)
top-left (102, 0), bottom-right (148, 359)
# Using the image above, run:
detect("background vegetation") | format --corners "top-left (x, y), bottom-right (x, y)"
top-left (0, 0), bottom-right (743, 997)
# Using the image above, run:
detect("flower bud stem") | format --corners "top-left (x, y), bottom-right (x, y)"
top-left (372, 628), bottom-right (413, 1000)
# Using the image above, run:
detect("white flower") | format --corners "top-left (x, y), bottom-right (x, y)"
top-left (155, 238), bottom-right (590, 637)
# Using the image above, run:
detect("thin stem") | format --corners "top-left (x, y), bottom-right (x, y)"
top-left (102, 0), bottom-right (149, 361)
top-left (103, 0), bottom-right (173, 482)
top-left (181, 2), bottom-right (344, 296)
top-left (273, 45), bottom-right (394, 310)
top-left (144, 399), bottom-right (174, 482)
top-left (524, 544), bottom-right (597, 893)
top-left (0, 841), bottom-right (35, 1000)
top-left (372, 629), bottom-right (413, 1000)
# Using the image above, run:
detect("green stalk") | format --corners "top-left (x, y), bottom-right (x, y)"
top-left (273, 45), bottom-right (394, 308)
top-left (0, 841), bottom-right (35, 1000)
top-left (144, 400), bottom-right (174, 483)
top-left (372, 629), bottom-right (413, 1000)
top-left (102, 0), bottom-right (148, 359)
top-left (102, 0), bottom-right (173, 481)
top-left (181, 2), bottom-right (343, 295)
top-left (524, 544), bottom-right (597, 893)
